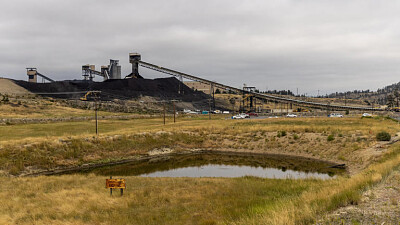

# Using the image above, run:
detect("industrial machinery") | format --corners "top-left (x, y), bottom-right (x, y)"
top-left (126, 53), bottom-right (143, 79)
top-left (137, 59), bottom-right (383, 112)
top-left (80, 91), bottom-right (101, 101)
top-left (109, 59), bottom-right (121, 79)
top-left (82, 53), bottom-right (144, 81)
top-left (26, 68), bottom-right (54, 83)
top-left (242, 86), bottom-right (257, 112)
top-left (82, 60), bottom-right (121, 81)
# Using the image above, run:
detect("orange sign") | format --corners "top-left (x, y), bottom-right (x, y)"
top-left (106, 178), bottom-right (126, 189)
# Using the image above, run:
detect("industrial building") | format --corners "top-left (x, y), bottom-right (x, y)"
top-left (22, 52), bottom-right (380, 112)
top-left (27, 53), bottom-right (143, 83)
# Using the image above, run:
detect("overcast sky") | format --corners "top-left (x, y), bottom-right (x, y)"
top-left (1, 0), bottom-right (400, 95)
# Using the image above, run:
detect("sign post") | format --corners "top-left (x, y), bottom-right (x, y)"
top-left (106, 176), bottom-right (126, 196)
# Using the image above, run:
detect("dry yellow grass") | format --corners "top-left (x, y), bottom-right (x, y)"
top-left (0, 99), bottom-right (130, 119)
top-left (0, 112), bottom-right (399, 224)
top-left (234, 142), bottom-right (400, 225)
top-left (0, 141), bottom-right (399, 224)
top-left (0, 116), bottom-right (397, 175)
top-left (0, 174), bottom-right (325, 225)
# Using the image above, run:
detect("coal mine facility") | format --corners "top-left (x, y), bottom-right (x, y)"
top-left (19, 53), bottom-right (209, 102)
top-left (14, 77), bottom-right (208, 101)
top-left (19, 52), bottom-right (380, 112)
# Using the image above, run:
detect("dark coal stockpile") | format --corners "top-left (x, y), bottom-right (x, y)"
top-left (13, 77), bottom-right (208, 101)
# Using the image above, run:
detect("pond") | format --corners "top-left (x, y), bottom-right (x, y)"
top-left (77, 152), bottom-right (345, 179)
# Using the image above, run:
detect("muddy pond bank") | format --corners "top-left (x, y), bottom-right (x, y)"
top-left (26, 150), bottom-right (347, 178)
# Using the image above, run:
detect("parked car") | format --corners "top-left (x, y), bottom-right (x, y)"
top-left (222, 111), bottom-right (230, 114)
top-left (286, 114), bottom-right (297, 118)
top-left (232, 113), bottom-right (249, 119)
top-left (362, 113), bottom-right (372, 118)
top-left (213, 110), bottom-right (221, 114)
top-left (232, 114), bottom-right (244, 119)
top-left (247, 112), bottom-right (258, 117)
top-left (329, 113), bottom-right (344, 118)
top-left (240, 113), bottom-right (250, 118)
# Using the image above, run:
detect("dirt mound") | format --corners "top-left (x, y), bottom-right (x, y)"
top-left (0, 78), bottom-right (31, 95)
top-left (13, 77), bottom-right (208, 101)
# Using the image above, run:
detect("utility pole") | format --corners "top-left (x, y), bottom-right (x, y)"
top-left (95, 100), bottom-right (98, 135)
top-left (163, 102), bottom-right (166, 125)
top-left (209, 83), bottom-right (215, 111)
top-left (327, 101), bottom-right (331, 116)
top-left (80, 91), bottom-right (101, 136)
top-left (212, 87), bottom-right (215, 110)
top-left (171, 100), bottom-right (178, 123)
top-left (209, 98), bottom-right (212, 120)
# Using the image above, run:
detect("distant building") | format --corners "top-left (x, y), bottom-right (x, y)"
top-left (184, 81), bottom-right (212, 95)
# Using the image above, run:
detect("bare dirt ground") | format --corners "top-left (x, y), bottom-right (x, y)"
top-left (317, 169), bottom-right (400, 224)
top-left (0, 78), bottom-right (31, 95)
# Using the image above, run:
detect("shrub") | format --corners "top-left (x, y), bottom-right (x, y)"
top-left (376, 131), bottom-right (391, 141)
top-left (293, 134), bottom-right (299, 140)
top-left (277, 131), bottom-right (287, 138)
top-left (327, 134), bottom-right (335, 142)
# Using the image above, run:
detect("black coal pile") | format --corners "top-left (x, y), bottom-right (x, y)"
top-left (13, 77), bottom-right (208, 101)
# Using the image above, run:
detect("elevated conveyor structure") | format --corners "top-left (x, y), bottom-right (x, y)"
top-left (36, 72), bottom-right (54, 82)
top-left (138, 61), bottom-right (382, 112)
top-left (82, 65), bottom-right (108, 81)
top-left (26, 68), bottom-right (54, 83)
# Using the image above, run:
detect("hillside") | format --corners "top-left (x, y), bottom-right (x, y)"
top-left (0, 78), bottom-right (31, 95)
top-left (327, 81), bottom-right (400, 106)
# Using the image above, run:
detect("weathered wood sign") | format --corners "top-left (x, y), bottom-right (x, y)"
top-left (106, 178), bottom-right (126, 189)
top-left (106, 177), bottom-right (126, 196)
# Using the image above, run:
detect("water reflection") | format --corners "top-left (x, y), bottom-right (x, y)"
top-left (77, 152), bottom-right (345, 179)
top-left (140, 164), bottom-right (334, 179)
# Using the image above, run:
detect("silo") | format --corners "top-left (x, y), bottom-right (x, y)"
top-left (109, 59), bottom-right (121, 79)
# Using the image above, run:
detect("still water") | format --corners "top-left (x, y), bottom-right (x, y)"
top-left (78, 152), bottom-right (345, 179)
top-left (140, 164), bottom-right (334, 179)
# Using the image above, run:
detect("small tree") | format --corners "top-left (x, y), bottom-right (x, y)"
top-left (387, 94), bottom-right (395, 107)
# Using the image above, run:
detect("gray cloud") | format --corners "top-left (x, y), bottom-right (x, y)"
top-left (1, 0), bottom-right (400, 95)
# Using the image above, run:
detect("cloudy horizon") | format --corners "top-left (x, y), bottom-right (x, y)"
top-left (1, 0), bottom-right (400, 95)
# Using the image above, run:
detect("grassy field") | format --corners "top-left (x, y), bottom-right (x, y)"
top-left (0, 142), bottom-right (399, 224)
top-left (1, 105), bottom-right (400, 224)
top-left (0, 98), bottom-right (131, 119)
top-left (0, 115), bottom-right (397, 175)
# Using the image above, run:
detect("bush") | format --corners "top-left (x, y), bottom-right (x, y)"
top-left (293, 134), bottom-right (299, 140)
top-left (277, 131), bottom-right (287, 138)
top-left (327, 134), bottom-right (335, 142)
top-left (376, 131), bottom-right (391, 141)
